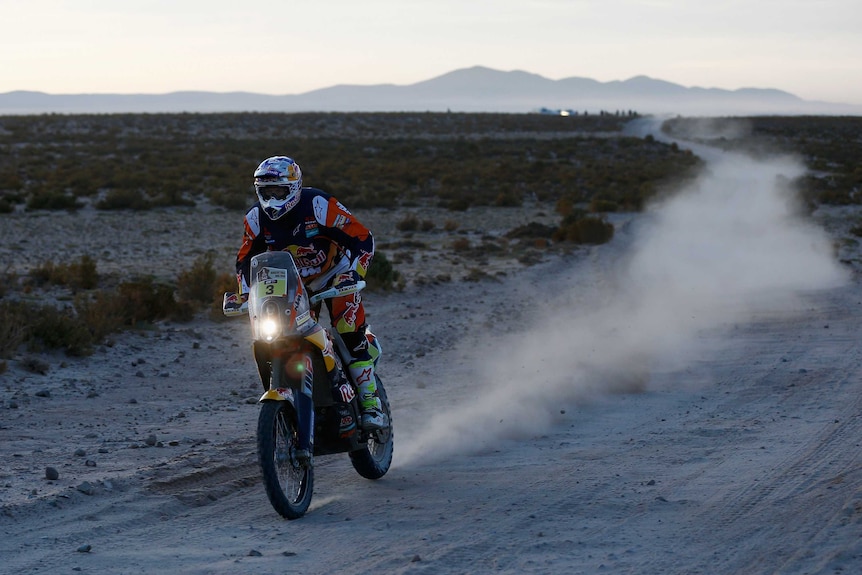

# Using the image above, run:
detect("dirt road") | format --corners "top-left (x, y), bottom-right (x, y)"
top-left (3, 130), bottom-right (862, 574)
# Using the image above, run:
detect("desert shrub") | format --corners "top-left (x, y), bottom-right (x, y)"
top-left (28, 262), bottom-right (58, 286)
top-left (28, 255), bottom-right (98, 290)
top-left (176, 252), bottom-right (237, 318)
top-left (663, 116), bottom-right (862, 207)
top-left (0, 169), bottom-right (23, 190)
top-left (555, 197), bottom-right (575, 216)
top-left (28, 304), bottom-right (96, 356)
top-left (21, 356), bottom-right (49, 375)
top-left (0, 271), bottom-right (15, 299)
top-left (396, 213), bottom-right (420, 232)
top-left (463, 267), bottom-right (498, 282)
top-left (25, 189), bottom-right (83, 211)
top-left (1, 265), bottom-right (213, 358)
top-left (118, 277), bottom-right (183, 324)
top-left (451, 237), bottom-right (471, 251)
top-left (364, 251), bottom-right (402, 291)
top-left (0, 301), bottom-right (29, 358)
top-left (505, 222), bottom-right (556, 240)
top-left (4, 112), bottom-right (855, 216)
top-left (176, 253), bottom-right (218, 305)
top-left (443, 219), bottom-right (459, 232)
top-left (211, 189), bottom-right (252, 210)
top-left (209, 271), bottom-right (240, 320)
top-left (73, 290), bottom-right (127, 344)
top-left (0, 198), bottom-right (13, 214)
top-left (69, 255), bottom-right (98, 289)
top-left (96, 188), bottom-right (153, 210)
top-left (0, 292), bottom-right (122, 358)
top-left (2, 113), bottom-right (706, 216)
top-left (589, 197), bottom-right (619, 213)
top-left (387, 239), bottom-right (428, 250)
top-left (816, 187), bottom-right (855, 206)
top-left (444, 197), bottom-right (472, 211)
top-left (18, 289), bottom-right (132, 356)
top-left (494, 191), bottom-right (522, 207)
top-left (145, 178), bottom-right (195, 208)
top-left (553, 214), bottom-right (615, 244)
top-left (392, 251), bottom-right (414, 264)
top-left (394, 212), bottom-right (435, 233)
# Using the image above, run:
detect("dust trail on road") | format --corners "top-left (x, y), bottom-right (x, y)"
top-left (396, 127), bottom-right (849, 467)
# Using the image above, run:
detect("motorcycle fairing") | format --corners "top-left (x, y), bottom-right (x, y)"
top-left (260, 387), bottom-right (295, 402)
top-left (303, 324), bottom-right (339, 373)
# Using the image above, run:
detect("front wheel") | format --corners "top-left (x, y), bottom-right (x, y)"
top-left (258, 401), bottom-right (313, 519)
top-left (350, 376), bottom-right (394, 479)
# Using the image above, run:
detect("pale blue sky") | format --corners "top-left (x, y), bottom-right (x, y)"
top-left (2, 0), bottom-right (860, 104)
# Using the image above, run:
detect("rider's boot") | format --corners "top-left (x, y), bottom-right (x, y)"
top-left (348, 359), bottom-right (388, 430)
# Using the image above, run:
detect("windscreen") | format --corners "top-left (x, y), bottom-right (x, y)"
top-left (248, 251), bottom-right (306, 340)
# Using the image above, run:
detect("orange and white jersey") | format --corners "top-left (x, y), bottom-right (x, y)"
top-left (237, 187), bottom-right (374, 295)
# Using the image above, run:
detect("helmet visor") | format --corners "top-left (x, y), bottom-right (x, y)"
top-left (257, 185), bottom-right (291, 201)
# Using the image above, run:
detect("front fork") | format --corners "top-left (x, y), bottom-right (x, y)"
top-left (257, 342), bottom-right (316, 456)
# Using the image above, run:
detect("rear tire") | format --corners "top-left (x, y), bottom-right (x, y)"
top-left (350, 376), bottom-right (394, 479)
top-left (258, 401), bottom-right (313, 519)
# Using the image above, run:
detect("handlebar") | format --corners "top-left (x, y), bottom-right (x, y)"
top-left (309, 280), bottom-right (366, 306)
top-left (222, 280), bottom-right (365, 317)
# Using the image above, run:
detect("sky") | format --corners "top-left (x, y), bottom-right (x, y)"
top-left (2, 0), bottom-right (861, 105)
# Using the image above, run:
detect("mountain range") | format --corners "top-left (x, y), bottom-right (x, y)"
top-left (1, 66), bottom-right (858, 116)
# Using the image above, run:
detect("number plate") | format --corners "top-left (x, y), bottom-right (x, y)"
top-left (255, 267), bottom-right (288, 298)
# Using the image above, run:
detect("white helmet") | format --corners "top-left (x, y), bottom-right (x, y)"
top-left (253, 156), bottom-right (302, 220)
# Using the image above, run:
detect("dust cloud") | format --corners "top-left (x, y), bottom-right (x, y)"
top-left (396, 130), bottom-right (849, 467)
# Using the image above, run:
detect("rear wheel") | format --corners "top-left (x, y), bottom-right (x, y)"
top-left (258, 401), bottom-right (313, 519)
top-left (350, 376), bottom-right (394, 479)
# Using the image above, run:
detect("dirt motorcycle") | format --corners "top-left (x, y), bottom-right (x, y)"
top-left (223, 251), bottom-right (393, 519)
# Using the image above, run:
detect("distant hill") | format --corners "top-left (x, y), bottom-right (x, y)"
top-left (1, 66), bottom-right (859, 116)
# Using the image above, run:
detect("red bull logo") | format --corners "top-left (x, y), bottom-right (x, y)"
top-left (342, 299), bottom-right (360, 327)
top-left (293, 246), bottom-right (326, 270)
top-left (294, 245), bottom-right (317, 257)
top-left (338, 383), bottom-right (356, 403)
top-left (357, 250), bottom-right (373, 272)
top-left (335, 273), bottom-right (354, 286)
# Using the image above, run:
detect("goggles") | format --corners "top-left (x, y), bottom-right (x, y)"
top-left (256, 185), bottom-right (292, 201)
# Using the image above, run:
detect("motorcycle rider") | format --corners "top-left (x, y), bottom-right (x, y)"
top-left (234, 155), bottom-right (387, 430)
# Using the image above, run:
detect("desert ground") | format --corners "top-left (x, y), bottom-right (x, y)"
top-left (2, 124), bottom-right (862, 575)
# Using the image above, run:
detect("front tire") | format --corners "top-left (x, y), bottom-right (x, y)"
top-left (258, 401), bottom-right (313, 519)
top-left (350, 376), bottom-right (394, 479)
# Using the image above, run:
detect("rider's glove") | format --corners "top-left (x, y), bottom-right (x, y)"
top-left (222, 292), bottom-right (249, 315)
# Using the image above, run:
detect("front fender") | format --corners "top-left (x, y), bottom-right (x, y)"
top-left (259, 387), bottom-right (296, 403)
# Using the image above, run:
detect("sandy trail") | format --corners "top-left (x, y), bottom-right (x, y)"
top-left (2, 128), bottom-right (862, 574)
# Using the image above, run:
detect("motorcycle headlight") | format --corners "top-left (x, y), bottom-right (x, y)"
top-left (260, 300), bottom-right (281, 341)
top-left (261, 317), bottom-right (280, 341)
